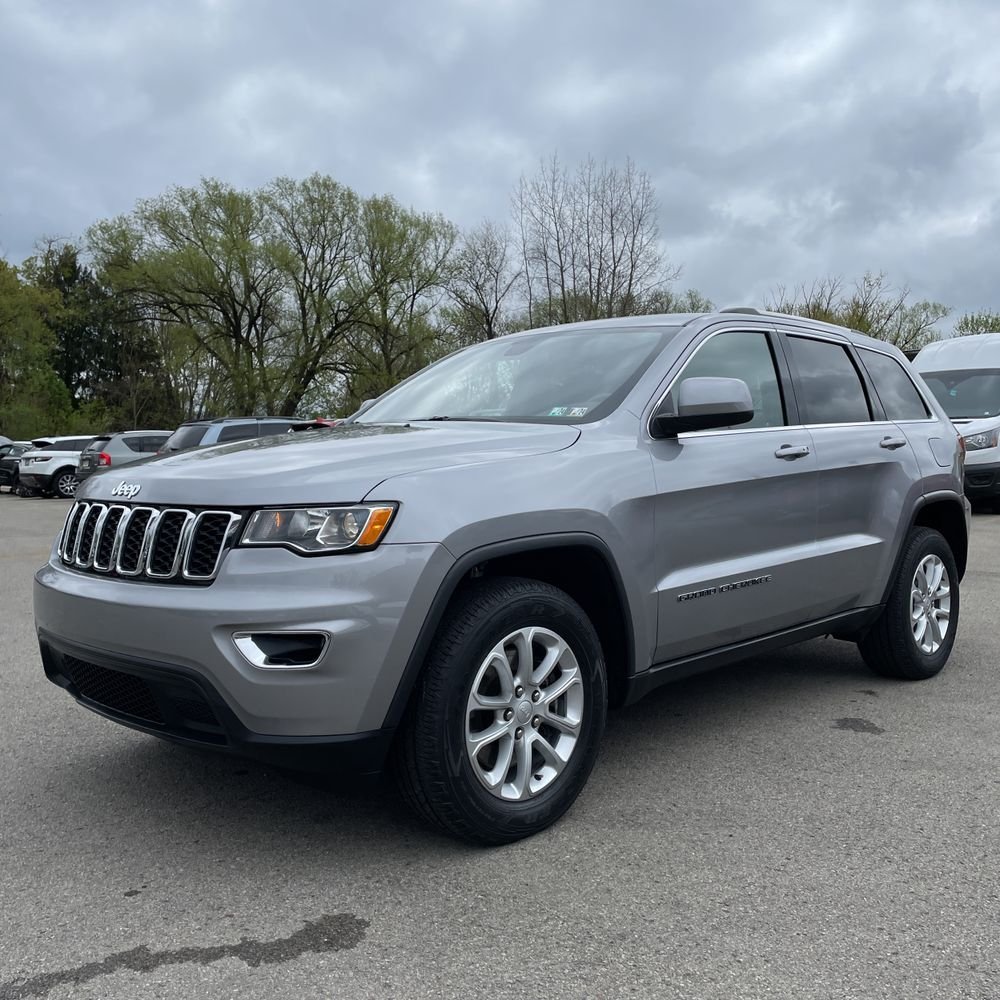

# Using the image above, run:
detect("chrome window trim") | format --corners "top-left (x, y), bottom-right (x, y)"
top-left (645, 325), bottom-right (785, 439)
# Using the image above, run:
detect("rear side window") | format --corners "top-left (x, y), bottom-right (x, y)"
top-left (858, 350), bottom-right (929, 420)
top-left (786, 337), bottom-right (871, 424)
top-left (142, 434), bottom-right (171, 452)
top-left (676, 331), bottom-right (786, 428)
top-left (41, 438), bottom-right (93, 452)
top-left (216, 422), bottom-right (259, 443)
top-left (258, 420), bottom-right (294, 436)
top-left (122, 436), bottom-right (145, 453)
top-left (162, 425), bottom-right (208, 452)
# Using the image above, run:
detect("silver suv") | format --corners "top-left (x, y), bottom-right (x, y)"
top-left (35, 310), bottom-right (970, 843)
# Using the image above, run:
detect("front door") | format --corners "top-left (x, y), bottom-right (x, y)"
top-left (648, 328), bottom-right (821, 663)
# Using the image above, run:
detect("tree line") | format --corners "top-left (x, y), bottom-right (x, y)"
top-left (2, 154), bottom-right (997, 439)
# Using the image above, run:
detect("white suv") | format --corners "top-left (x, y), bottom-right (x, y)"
top-left (18, 437), bottom-right (96, 498)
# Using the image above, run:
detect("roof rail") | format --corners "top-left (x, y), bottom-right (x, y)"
top-left (719, 306), bottom-right (763, 315)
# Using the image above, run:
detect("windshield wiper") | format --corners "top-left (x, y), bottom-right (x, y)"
top-left (417, 415), bottom-right (504, 422)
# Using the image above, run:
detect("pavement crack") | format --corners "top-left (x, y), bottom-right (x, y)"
top-left (0, 913), bottom-right (369, 999)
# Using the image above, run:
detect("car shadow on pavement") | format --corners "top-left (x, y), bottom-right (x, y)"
top-left (29, 635), bottom-right (884, 859)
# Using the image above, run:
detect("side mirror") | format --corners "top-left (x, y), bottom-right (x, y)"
top-left (650, 377), bottom-right (754, 438)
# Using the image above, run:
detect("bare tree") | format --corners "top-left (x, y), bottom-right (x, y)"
top-left (445, 220), bottom-right (521, 343)
top-left (512, 154), bottom-right (680, 327)
top-left (768, 272), bottom-right (948, 352)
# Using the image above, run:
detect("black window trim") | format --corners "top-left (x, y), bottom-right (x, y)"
top-left (856, 345), bottom-right (935, 422)
top-left (777, 329), bottom-right (883, 427)
top-left (645, 323), bottom-right (800, 438)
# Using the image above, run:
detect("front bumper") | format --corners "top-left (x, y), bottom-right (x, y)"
top-left (963, 461), bottom-right (1000, 497)
top-left (39, 635), bottom-right (395, 774)
top-left (34, 541), bottom-right (454, 752)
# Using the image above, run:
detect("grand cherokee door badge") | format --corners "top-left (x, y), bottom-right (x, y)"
top-left (677, 574), bottom-right (772, 602)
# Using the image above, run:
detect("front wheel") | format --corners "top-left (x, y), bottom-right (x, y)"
top-left (395, 577), bottom-right (607, 844)
top-left (859, 527), bottom-right (959, 680)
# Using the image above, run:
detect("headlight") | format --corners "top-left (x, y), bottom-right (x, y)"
top-left (963, 429), bottom-right (1000, 451)
top-left (240, 504), bottom-right (397, 554)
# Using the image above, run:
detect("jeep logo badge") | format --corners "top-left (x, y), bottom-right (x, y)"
top-left (110, 481), bottom-right (142, 500)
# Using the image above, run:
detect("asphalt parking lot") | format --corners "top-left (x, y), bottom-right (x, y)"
top-left (1, 498), bottom-right (998, 1000)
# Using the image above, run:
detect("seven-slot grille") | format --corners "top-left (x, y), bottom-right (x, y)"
top-left (59, 501), bottom-right (241, 583)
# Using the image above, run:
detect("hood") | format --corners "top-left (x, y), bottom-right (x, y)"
top-left (77, 422), bottom-right (580, 507)
top-left (951, 416), bottom-right (1000, 432)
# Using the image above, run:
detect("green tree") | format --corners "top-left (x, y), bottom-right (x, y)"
top-left (0, 260), bottom-right (73, 438)
top-left (954, 310), bottom-right (1000, 336)
top-left (339, 195), bottom-right (457, 408)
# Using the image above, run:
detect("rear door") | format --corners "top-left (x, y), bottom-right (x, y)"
top-left (781, 331), bottom-right (924, 613)
top-left (648, 326), bottom-right (821, 662)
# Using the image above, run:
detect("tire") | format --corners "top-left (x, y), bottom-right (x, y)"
top-left (859, 527), bottom-right (959, 680)
top-left (52, 469), bottom-right (78, 499)
top-left (395, 576), bottom-right (607, 845)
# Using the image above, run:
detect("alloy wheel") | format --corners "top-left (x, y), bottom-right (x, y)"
top-left (465, 626), bottom-right (584, 801)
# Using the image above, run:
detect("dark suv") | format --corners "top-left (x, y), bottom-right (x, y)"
top-left (36, 310), bottom-right (969, 843)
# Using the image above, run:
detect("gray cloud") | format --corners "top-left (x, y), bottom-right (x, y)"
top-left (2, 0), bottom-right (999, 323)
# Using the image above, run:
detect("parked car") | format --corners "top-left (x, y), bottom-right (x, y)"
top-left (0, 441), bottom-right (34, 492)
top-left (76, 431), bottom-right (172, 486)
top-left (914, 333), bottom-right (1000, 500)
top-left (18, 436), bottom-right (96, 498)
top-left (36, 309), bottom-right (969, 844)
top-left (158, 417), bottom-right (302, 454)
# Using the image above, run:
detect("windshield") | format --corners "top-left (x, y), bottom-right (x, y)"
top-left (355, 326), bottom-right (678, 425)
top-left (161, 424), bottom-right (209, 452)
top-left (921, 369), bottom-right (1000, 419)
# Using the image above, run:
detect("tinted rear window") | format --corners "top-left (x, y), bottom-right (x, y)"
top-left (161, 425), bottom-right (209, 451)
top-left (84, 438), bottom-right (112, 453)
top-left (858, 350), bottom-right (929, 420)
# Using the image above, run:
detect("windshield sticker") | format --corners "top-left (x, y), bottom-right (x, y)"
top-left (548, 407), bottom-right (568, 416)
top-left (568, 407), bottom-right (589, 417)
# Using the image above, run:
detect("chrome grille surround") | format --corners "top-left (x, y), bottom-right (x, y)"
top-left (58, 501), bottom-right (242, 584)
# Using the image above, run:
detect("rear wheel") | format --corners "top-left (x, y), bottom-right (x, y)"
top-left (53, 469), bottom-right (77, 499)
top-left (859, 527), bottom-right (959, 680)
top-left (395, 576), bottom-right (607, 844)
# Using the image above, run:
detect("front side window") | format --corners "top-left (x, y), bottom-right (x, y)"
top-left (786, 337), bottom-right (871, 424)
top-left (355, 327), bottom-right (679, 425)
top-left (859, 350), bottom-right (929, 420)
top-left (675, 331), bottom-right (786, 428)
top-left (920, 369), bottom-right (1000, 419)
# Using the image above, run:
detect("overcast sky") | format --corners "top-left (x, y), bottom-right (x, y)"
top-left (2, 0), bottom-right (999, 322)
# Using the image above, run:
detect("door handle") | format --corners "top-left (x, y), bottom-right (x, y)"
top-left (774, 444), bottom-right (810, 460)
top-left (880, 436), bottom-right (907, 450)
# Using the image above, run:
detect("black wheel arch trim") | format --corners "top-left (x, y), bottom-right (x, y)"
top-left (381, 532), bottom-right (639, 731)
top-left (878, 491), bottom-right (969, 607)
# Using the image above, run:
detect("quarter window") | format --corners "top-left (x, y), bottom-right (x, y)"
top-left (786, 337), bottom-right (871, 424)
top-left (676, 331), bottom-right (786, 428)
top-left (858, 350), bottom-right (929, 420)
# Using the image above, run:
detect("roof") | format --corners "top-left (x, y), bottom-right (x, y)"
top-left (913, 334), bottom-right (1000, 371)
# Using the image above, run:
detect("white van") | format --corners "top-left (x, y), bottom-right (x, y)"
top-left (914, 334), bottom-right (1000, 500)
